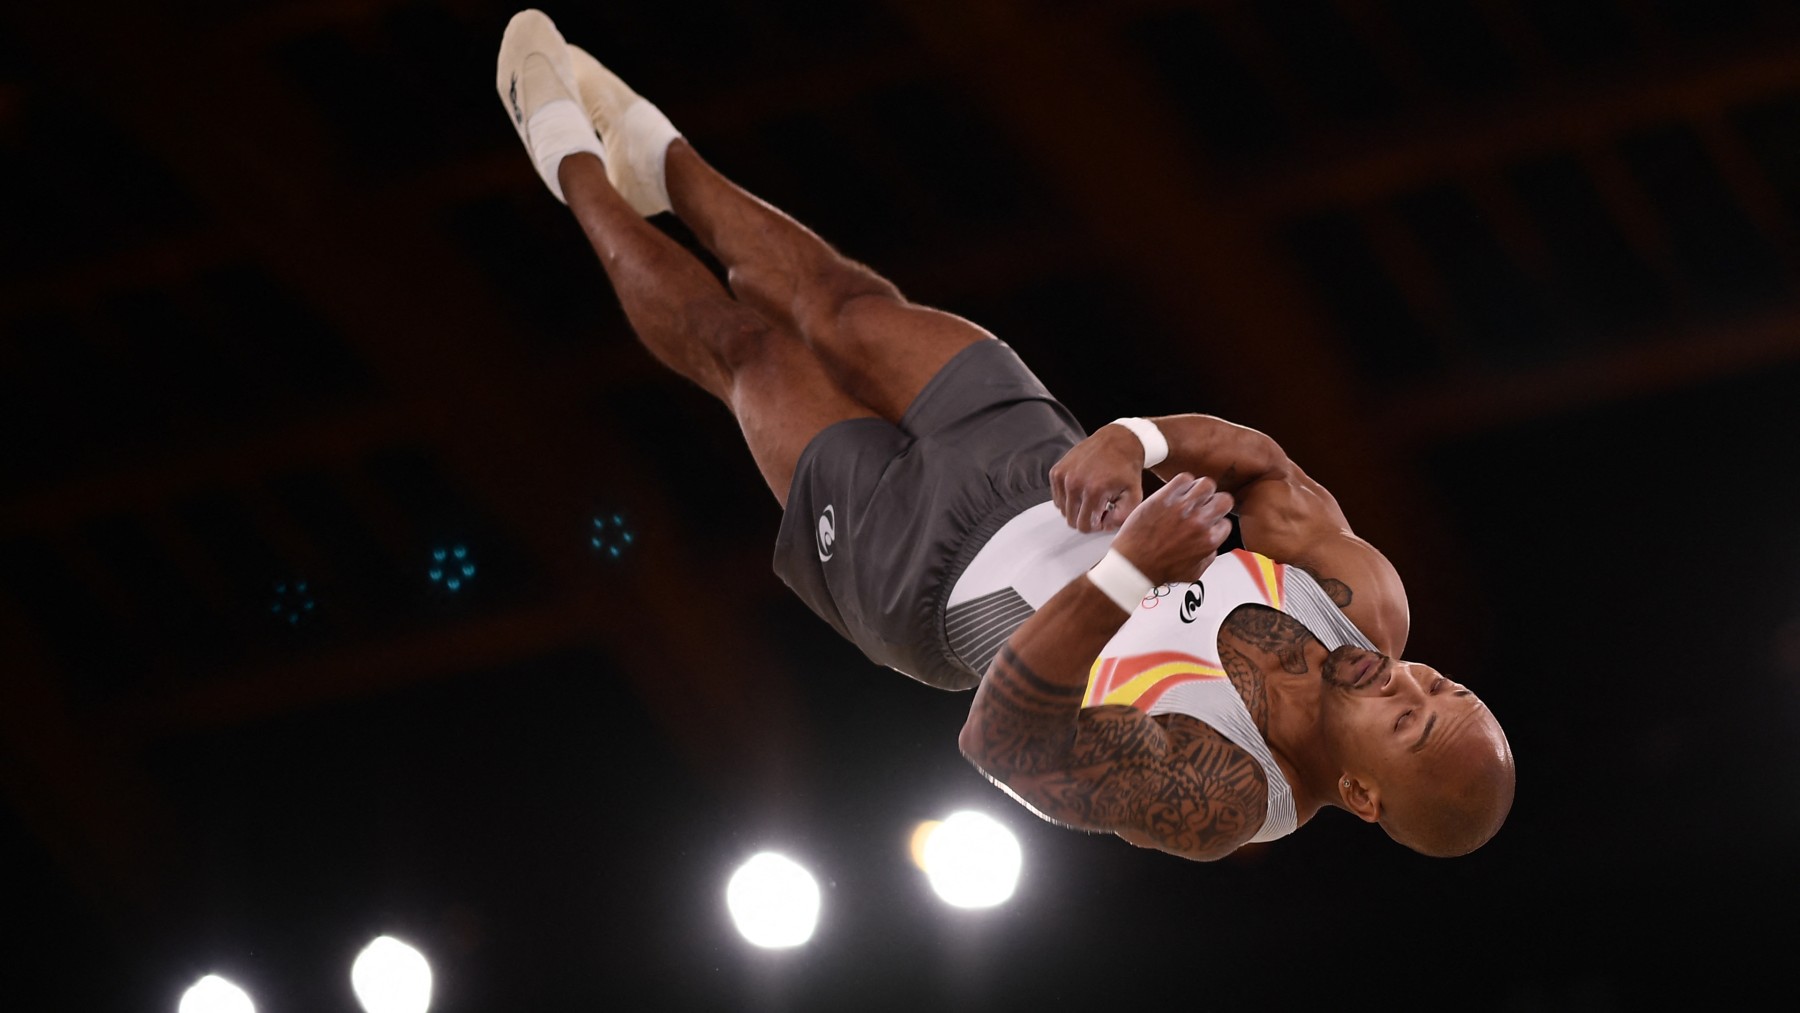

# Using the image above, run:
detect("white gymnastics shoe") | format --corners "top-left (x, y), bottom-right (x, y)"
top-left (494, 9), bottom-right (602, 203)
top-left (568, 42), bottom-right (682, 216)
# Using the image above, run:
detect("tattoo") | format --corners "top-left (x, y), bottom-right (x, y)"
top-left (1296, 563), bottom-right (1353, 609)
top-left (1319, 577), bottom-right (1352, 608)
top-left (1009, 711), bottom-right (1268, 860)
top-left (963, 645), bottom-right (1086, 775)
top-left (1218, 643), bottom-right (1269, 737)
top-left (964, 645), bottom-right (1267, 860)
top-left (1220, 604), bottom-right (1314, 674)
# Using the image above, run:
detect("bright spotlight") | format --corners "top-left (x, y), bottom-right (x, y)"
top-left (352, 935), bottom-right (433, 1013)
top-left (178, 975), bottom-right (255, 1013)
top-left (920, 810), bottom-right (1022, 909)
top-left (726, 851), bottom-right (821, 948)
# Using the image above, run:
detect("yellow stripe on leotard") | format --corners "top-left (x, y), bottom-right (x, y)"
top-left (1086, 656), bottom-right (1106, 700)
top-left (1098, 659), bottom-right (1226, 707)
top-left (1257, 553), bottom-right (1282, 609)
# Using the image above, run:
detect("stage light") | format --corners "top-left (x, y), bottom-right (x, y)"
top-left (726, 851), bottom-right (821, 948)
top-left (178, 975), bottom-right (254, 1013)
top-left (428, 545), bottom-right (475, 592)
top-left (351, 935), bottom-right (433, 1013)
top-left (269, 579), bottom-right (316, 626)
top-left (590, 514), bottom-right (634, 558)
top-left (918, 810), bottom-right (1022, 909)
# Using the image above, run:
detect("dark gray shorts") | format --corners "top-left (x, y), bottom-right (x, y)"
top-left (772, 339), bottom-right (1086, 691)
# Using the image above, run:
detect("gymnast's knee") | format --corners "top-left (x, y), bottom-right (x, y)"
top-left (797, 264), bottom-right (903, 343)
top-left (710, 306), bottom-right (793, 375)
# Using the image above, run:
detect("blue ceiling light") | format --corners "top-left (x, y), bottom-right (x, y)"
top-left (429, 545), bottom-right (475, 592)
top-left (270, 579), bottom-right (316, 626)
top-left (590, 514), bottom-right (634, 559)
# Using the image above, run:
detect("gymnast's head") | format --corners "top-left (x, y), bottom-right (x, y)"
top-left (1319, 646), bottom-right (1515, 857)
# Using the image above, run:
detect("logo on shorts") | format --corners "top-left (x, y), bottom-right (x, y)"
top-left (1179, 581), bottom-right (1206, 624)
top-left (816, 504), bottom-right (837, 561)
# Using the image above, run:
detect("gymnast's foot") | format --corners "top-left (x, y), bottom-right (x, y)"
top-left (494, 9), bottom-right (602, 203)
top-left (567, 42), bottom-right (682, 217)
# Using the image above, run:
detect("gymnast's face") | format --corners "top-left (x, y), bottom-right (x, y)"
top-left (1318, 646), bottom-right (1494, 783)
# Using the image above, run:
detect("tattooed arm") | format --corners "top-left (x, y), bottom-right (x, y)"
top-left (959, 474), bottom-right (1261, 862)
top-left (960, 594), bottom-right (1268, 860)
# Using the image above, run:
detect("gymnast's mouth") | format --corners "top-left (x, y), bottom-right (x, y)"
top-left (1325, 647), bottom-right (1384, 689)
top-left (1350, 653), bottom-right (1382, 688)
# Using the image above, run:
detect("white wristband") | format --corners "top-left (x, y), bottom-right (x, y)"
top-left (1109, 417), bottom-right (1169, 469)
top-left (1086, 549), bottom-right (1154, 614)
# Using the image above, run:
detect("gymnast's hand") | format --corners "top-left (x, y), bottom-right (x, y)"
top-left (1050, 426), bottom-right (1148, 532)
top-left (1111, 473), bottom-right (1234, 585)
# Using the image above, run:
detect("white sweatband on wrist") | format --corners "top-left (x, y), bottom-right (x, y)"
top-left (1109, 417), bottom-right (1169, 469)
top-left (1086, 549), bottom-right (1154, 614)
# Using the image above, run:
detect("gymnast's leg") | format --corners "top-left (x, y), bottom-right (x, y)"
top-left (497, 11), bottom-right (874, 503)
top-left (566, 44), bottom-right (999, 425)
top-left (662, 141), bottom-right (995, 423)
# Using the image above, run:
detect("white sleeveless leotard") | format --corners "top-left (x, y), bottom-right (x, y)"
top-left (947, 502), bottom-right (1376, 843)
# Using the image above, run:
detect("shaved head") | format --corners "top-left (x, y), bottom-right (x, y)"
top-left (1381, 711), bottom-right (1515, 857)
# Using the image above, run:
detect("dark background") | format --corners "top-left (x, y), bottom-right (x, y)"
top-left (4, 1), bottom-right (1798, 1010)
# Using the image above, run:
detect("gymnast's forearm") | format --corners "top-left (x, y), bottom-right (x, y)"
top-left (1146, 414), bottom-right (1294, 494)
top-left (963, 473), bottom-right (1230, 778)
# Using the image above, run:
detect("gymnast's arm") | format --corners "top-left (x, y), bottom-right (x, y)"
top-left (1054, 414), bottom-right (1410, 654)
top-left (958, 475), bottom-right (1262, 862)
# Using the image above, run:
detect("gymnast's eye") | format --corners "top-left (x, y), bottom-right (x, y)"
top-left (1395, 709), bottom-right (1412, 731)
top-left (1431, 677), bottom-right (1445, 694)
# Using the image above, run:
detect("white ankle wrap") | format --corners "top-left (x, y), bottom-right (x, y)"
top-left (526, 99), bottom-right (605, 203)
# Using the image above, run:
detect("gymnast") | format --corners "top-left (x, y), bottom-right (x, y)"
top-left (495, 9), bottom-right (1513, 860)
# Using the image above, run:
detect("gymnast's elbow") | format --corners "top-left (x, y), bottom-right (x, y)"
top-left (957, 696), bottom-right (1022, 778)
top-left (957, 698), bottom-right (1067, 782)
top-left (957, 706), bottom-right (994, 770)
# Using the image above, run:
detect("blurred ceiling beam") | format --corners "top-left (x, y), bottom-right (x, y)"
top-left (0, 343), bottom-right (654, 536)
top-left (96, 590), bottom-right (614, 744)
top-left (1, 399), bottom-right (428, 533)
top-left (1245, 37), bottom-right (1800, 216)
top-left (1381, 303), bottom-right (1800, 446)
top-left (0, 228), bottom-right (235, 310)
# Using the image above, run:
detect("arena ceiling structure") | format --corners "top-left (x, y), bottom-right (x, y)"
top-left (3, 1), bottom-right (1797, 1009)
